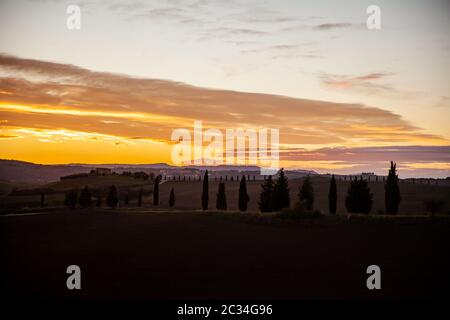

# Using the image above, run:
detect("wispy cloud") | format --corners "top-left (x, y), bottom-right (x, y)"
top-left (320, 72), bottom-right (410, 97)
top-left (313, 23), bottom-right (356, 31)
top-left (0, 54), bottom-right (447, 172)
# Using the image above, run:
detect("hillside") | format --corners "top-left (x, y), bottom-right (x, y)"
top-left (0, 159), bottom-right (318, 183)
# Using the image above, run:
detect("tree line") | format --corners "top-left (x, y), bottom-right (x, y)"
top-left (60, 161), bottom-right (406, 215)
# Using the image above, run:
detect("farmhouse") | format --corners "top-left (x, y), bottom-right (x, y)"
top-left (94, 168), bottom-right (112, 176)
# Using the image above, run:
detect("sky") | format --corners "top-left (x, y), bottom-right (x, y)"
top-left (0, 0), bottom-right (449, 177)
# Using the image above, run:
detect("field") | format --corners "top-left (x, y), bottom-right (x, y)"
top-left (1, 176), bottom-right (449, 215)
top-left (2, 209), bottom-right (450, 299)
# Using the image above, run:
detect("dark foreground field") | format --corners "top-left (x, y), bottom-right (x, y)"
top-left (1, 209), bottom-right (450, 299)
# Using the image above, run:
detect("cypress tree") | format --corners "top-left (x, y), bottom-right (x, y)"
top-left (169, 187), bottom-right (175, 207)
top-left (153, 175), bottom-right (161, 206)
top-left (238, 175), bottom-right (250, 212)
top-left (272, 168), bottom-right (290, 211)
top-left (258, 175), bottom-right (274, 212)
top-left (201, 170), bottom-right (209, 210)
top-left (299, 177), bottom-right (314, 210)
top-left (385, 161), bottom-right (401, 215)
top-left (79, 186), bottom-right (92, 208)
top-left (106, 185), bottom-right (118, 208)
top-left (345, 177), bottom-right (373, 214)
top-left (328, 175), bottom-right (337, 214)
top-left (216, 182), bottom-right (227, 210)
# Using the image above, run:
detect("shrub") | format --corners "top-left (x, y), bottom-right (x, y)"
top-left (258, 175), bottom-right (274, 212)
top-left (277, 202), bottom-right (322, 219)
top-left (78, 186), bottom-right (92, 208)
top-left (106, 185), bottom-right (118, 208)
top-left (345, 177), bottom-right (373, 214)
top-left (64, 189), bottom-right (78, 209)
top-left (272, 168), bottom-right (290, 211)
top-left (299, 177), bottom-right (314, 210)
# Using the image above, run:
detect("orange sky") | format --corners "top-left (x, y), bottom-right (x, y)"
top-left (0, 54), bottom-right (449, 177)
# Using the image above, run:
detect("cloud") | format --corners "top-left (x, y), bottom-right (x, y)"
top-left (281, 21), bottom-right (362, 33)
top-left (313, 23), bottom-right (355, 31)
top-left (0, 54), bottom-right (448, 173)
top-left (208, 27), bottom-right (268, 37)
top-left (239, 42), bottom-right (322, 60)
top-left (281, 146), bottom-right (450, 177)
top-left (320, 72), bottom-right (409, 97)
top-left (282, 146), bottom-right (450, 163)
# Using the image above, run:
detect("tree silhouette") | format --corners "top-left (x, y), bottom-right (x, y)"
top-left (345, 177), bottom-right (373, 214)
top-left (238, 175), bottom-right (250, 212)
top-left (385, 161), bottom-right (401, 215)
top-left (138, 188), bottom-right (143, 207)
top-left (201, 170), bottom-right (209, 210)
top-left (169, 187), bottom-right (175, 207)
top-left (153, 175), bottom-right (161, 206)
top-left (64, 189), bottom-right (78, 209)
top-left (259, 175), bottom-right (274, 212)
top-left (216, 182), bottom-right (227, 210)
top-left (79, 186), bottom-right (92, 208)
top-left (106, 185), bottom-right (118, 208)
top-left (328, 175), bottom-right (337, 214)
top-left (299, 177), bottom-right (314, 210)
top-left (272, 168), bottom-right (290, 211)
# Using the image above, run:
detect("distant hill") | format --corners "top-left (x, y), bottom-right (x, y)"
top-left (0, 160), bottom-right (93, 183)
top-left (0, 159), bottom-right (318, 183)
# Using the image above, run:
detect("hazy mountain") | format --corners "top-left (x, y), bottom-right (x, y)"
top-left (0, 159), bottom-right (318, 183)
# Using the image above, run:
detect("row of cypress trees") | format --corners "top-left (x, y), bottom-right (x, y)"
top-left (245, 161), bottom-right (400, 215)
top-left (201, 170), bottom-right (251, 211)
top-left (64, 161), bottom-right (401, 214)
top-left (64, 185), bottom-right (120, 208)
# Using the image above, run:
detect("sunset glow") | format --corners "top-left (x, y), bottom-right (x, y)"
top-left (0, 0), bottom-right (449, 177)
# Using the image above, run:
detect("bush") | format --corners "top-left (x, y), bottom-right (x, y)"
top-left (276, 202), bottom-right (322, 219)
top-left (78, 186), bottom-right (92, 208)
top-left (345, 177), bottom-right (373, 214)
top-left (258, 176), bottom-right (274, 212)
top-left (64, 189), bottom-right (78, 209)
top-left (106, 185), bottom-right (118, 208)
top-left (272, 168), bottom-right (290, 211)
top-left (299, 177), bottom-right (314, 210)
